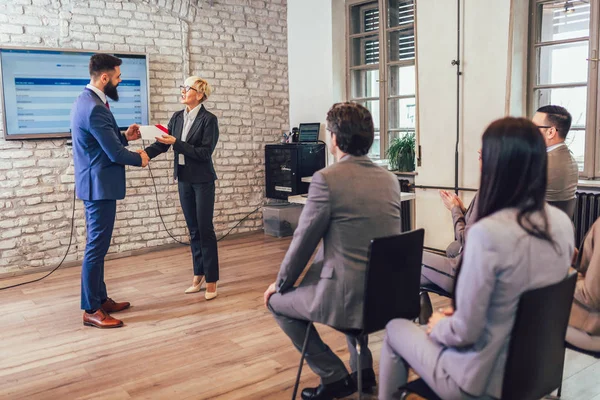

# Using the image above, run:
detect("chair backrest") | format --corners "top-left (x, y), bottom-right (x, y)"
top-left (548, 198), bottom-right (576, 219)
top-left (361, 229), bottom-right (424, 335)
top-left (501, 272), bottom-right (577, 400)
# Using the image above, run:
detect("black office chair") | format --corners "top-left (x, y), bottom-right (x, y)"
top-left (398, 272), bottom-right (577, 400)
top-left (548, 199), bottom-right (577, 219)
top-left (291, 229), bottom-right (425, 400)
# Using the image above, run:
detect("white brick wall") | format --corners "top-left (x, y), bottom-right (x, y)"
top-left (0, 0), bottom-right (289, 274)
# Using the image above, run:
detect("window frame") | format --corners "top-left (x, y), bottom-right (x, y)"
top-left (345, 0), bottom-right (419, 162)
top-left (528, 0), bottom-right (600, 178)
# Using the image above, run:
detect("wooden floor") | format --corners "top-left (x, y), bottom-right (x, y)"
top-left (0, 232), bottom-right (598, 400)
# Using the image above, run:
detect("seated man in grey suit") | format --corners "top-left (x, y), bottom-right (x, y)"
top-left (532, 105), bottom-right (579, 216)
top-left (264, 102), bottom-right (402, 400)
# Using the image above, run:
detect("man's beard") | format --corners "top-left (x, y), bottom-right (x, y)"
top-left (105, 81), bottom-right (119, 101)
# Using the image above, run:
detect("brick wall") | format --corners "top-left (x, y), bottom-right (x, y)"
top-left (0, 0), bottom-right (289, 274)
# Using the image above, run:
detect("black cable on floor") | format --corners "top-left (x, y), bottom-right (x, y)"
top-left (0, 188), bottom-right (77, 291)
top-left (146, 160), bottom-right (261, 245)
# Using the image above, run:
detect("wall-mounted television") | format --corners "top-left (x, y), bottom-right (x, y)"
top-left (0, 47), bottom-right (150, 140)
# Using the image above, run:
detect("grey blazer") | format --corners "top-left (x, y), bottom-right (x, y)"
top-left (429, 205), bottom-right (574, 398)
top-left (275, 155), bottom-right (402, 329)
top-left (445, 192), bottom-right (479, 259)
top-left (547, 144), bottom-right (578, 202)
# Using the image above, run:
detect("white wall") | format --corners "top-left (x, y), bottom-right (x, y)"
top-left (415, 0), bottom-right (512, 249)
top-left (287, 0), bottom-right (346, 159)
top-left (287, 0), bottom-right (333, 135)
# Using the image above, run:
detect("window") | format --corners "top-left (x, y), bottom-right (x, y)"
top-left (529, 0), bottom-right (600, 177)
top-left (347, 0), bottom-right (417, 161)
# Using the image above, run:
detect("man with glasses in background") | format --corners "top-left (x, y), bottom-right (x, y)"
top-left (532, 105), bottom-right (579, 217)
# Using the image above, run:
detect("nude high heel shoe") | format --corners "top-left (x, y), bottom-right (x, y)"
top-left (184, 276), bottom-right (205, 294)
top-left (205, 282), bottom-right (218, 300)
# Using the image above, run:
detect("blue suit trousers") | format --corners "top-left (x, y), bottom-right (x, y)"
top-left (81, 200), bottom-right (117, 310)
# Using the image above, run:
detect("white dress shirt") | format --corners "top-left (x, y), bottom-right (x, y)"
top-left (86, 84), bottom-right (108, 106)
top-left (547, 142), bottom-right (566, 153)
top-left (179, 104), bottom-right (201, 165)
top-left (182, 104), bottom-right (201, 142)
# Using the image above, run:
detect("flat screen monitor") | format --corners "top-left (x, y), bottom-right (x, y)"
top-left (0, 48), bottom-right (150, 140)
top-left (298, 123), bottom-right (320, 142)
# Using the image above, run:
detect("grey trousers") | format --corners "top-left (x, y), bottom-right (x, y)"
top-left (269, 292), bottom-right (373, 385)
top-left (421, 251), bottom-right (458, 294)
top-left (378, 319), bottom-right (494, 400)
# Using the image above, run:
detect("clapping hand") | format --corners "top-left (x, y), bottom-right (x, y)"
top-left (156, 134), bottom-right (176, 145)
top-left (439, 190), bottom-right (464, 212)
top-left (136, 149), bottom-right (149, 167)
top-left (125, 124), bottom-right (141, 141)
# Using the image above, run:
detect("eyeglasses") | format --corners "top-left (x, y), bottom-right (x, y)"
top-left (179, 85), bottom-right (198, 93)
top-left (536, 125), bottom-right (552, 129)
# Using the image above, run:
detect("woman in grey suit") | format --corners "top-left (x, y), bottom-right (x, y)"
top-left (378, 117), bottom-right (575, 400)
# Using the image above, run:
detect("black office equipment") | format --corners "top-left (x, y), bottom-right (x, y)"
top-left (265, 143), bottom-right (326, 200)
top-left (298, 123), bottom-right (320, 143)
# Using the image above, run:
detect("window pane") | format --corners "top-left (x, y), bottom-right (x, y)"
top-left (387, 0), bottom-right (414, 28)
top-left (369, 135), bottom-right (381, 160)
top-left (389, 65), bottom-right (415, 96)
top-left (534, 86), bottom-right (587, 128)
top-left (350, 2), bottom-right (379, 35)
top-left (351, 69), bottom-right (379, 99)
top-left (388, 97), bottom-right (416, 130)
top-left (565, 129), bottom-right (585, 171)
top-left (388, 130), bottom-right (415, 143)
top-left (388, 26), bottom-right (415, 62)
top-left (356, 100), bottom-right (380, 159)
top-left (536, 41), bottom-right (589, 85)
top-left (364, 100), bottom-right (380, 131)
top-left (351, 34), bottom-right (380, 66)
top-left (537, 1), bottom-right (590, 43)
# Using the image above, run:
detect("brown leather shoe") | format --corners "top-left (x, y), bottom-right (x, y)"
top-left (101, 297), bottom-right (130, 313)
top-left (83, 309), bottom-right (124, 329)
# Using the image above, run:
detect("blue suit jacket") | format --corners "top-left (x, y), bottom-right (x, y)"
top-left (71, 89), bottom-right (142, 201)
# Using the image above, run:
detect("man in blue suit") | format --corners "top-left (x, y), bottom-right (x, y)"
top-left (71, 53), bottom-right (150, 329)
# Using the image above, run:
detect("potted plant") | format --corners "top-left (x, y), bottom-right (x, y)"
top-left (386, 132), bottom-right (415, 172)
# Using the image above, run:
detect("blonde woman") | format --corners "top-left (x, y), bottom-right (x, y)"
top-left (143, 76), bottom-right (220, 300)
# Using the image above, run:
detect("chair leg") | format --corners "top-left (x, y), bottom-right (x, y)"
top-left (546, 369), bottom-right (564, 399)
top-left (396, 391), bottom-right (409, 400)
top-left (292, 322), bottom-right (314, 400)
top-left (419, 292), bottom-right (433, 325)
top-left (356, 336), bottom-right (362, 400)
top-left (556, 353), bottom-right (564, 398)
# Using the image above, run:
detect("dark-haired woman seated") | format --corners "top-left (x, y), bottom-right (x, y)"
top-left (378, 117), bottom-right (574, 400)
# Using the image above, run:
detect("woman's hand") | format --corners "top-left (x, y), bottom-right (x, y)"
top-left (439, 190), bottom-right (464, 212)
top-left (156, 134), bottom-right (176, 145)
top-left (426, 309), bottom-right (452, 334)
top-left (442, 306), bottom-right (454, 316)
